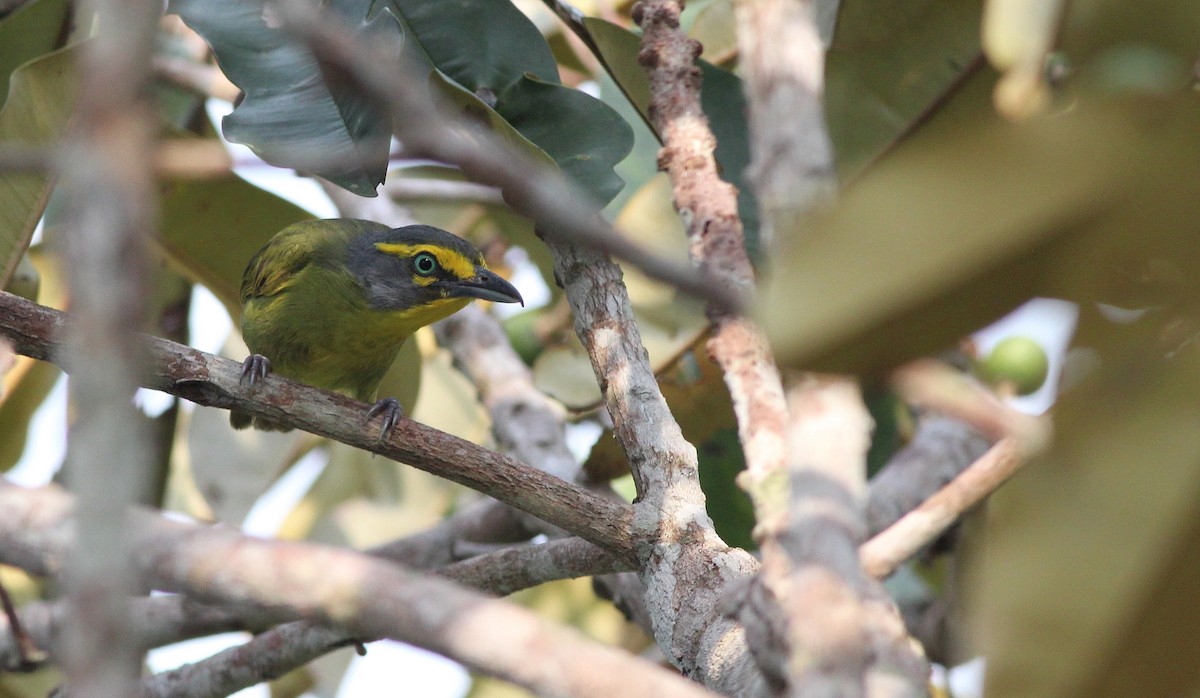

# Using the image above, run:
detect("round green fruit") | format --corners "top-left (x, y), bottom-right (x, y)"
top-left (976, 336), bottom-right (1050, 396)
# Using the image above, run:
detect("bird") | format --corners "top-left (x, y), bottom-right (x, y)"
top-left (230, 218), bottom-right (523, 436)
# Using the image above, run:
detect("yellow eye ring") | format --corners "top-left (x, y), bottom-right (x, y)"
top-left (414, 252), bottom-right (438, 276)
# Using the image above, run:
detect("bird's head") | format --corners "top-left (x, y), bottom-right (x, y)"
top-left (348, 224), bottom-right (523, 327)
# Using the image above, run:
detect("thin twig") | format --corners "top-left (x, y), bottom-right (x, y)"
top-left (153, 54), bottom-right (241, 102)
top-left (860, 438), bottom-right (1026, 579)
top-left (0, 579), bottom-right (44, 670)
top-left (384, 177), bottom-right (505, 205)
top-left (891, 358), bottom-right (1051, 449)
top-left (866, 415), bottom-right (992, 536)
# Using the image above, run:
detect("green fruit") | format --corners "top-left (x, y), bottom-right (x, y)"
top-left (977, 336), bottom-right (1050, 396)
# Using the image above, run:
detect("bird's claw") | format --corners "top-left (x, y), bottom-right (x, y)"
top-left (239, 354), bottom-right (273, 388)
top-left (367, 397), bottom-right (403, 441)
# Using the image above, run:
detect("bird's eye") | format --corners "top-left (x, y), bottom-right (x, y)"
top-left (413, 252), bottom-right (439, 276)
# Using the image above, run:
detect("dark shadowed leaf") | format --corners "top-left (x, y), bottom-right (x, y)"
top-left (826, 0), bottom-right (983, 179)
top-left (0, 0), bottom-right (70, 103)
top-left (980, 327), bottom-right (1200, 697)
top-left (500, 73), bottom-right (632, 208)
top-left (389, 0), bottom-right (558, 91)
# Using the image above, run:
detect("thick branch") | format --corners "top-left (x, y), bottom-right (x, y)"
top-left (439, 537), bottom-right (631, 597)
top-left (729, 0), bottom-right (927, 692)
top-left (55, 0), bottom-right (161, 694)
top-left (0, 596), bottom-right (252, 672)
top-left (541, 238), bottom-right (764, 694)
top-left (0, 484), bottom-right (713, 698)
top-left (136, 536), bottom-right (629, 697)
top-left (866, 415), bottom-right (992, 536)
top-left (0, 291), bottom-right (637, 564)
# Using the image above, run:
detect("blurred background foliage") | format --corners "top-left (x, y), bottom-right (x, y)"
top-left (1, 0), bottom-right (1199, 695)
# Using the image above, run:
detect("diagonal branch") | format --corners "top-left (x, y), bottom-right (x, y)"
top-left (255, 3), bottom-right (765, 693)
top-left (0, 290), bottom-right (637, 564)
top-left (861, 437), bottom-right (1026, 579)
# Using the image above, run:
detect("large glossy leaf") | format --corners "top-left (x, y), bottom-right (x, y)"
top-left (825, 0), bottom-right (983, 180)
top-left (761, 96), bottom-right (1200, 375)
top-left (0, 44), bottom-right (78, 286)
top-left (167, 0), bottom-right (405, 196)
top-left (170, 0), bottom-right (633, 205)
top-left (500, 73), bottom-right (632, 207)
top-left (390, 0), bottom-right (558, 91)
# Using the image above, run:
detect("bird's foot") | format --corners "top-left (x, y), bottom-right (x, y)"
top-left (239, 354), bottom-right (273, 388)
top-left (366, 397), bottom-right (404, 441)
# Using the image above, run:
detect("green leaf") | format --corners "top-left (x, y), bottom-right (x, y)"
top-left (0, 45), bottom-right (78, 287)
top-left (0, 0), bottom-right (70, 104)
top-left (500, 73), bottom-right (632, 207)
top-left (688, 0), bottom-right (737, 65)
top-left (825, 0), bottom-right (984, 179)
top-left (698, 428), bottom-right (755, 550)
top-left (389, 0), bottom-right (559, 91)
top-left (156, 174), bottom-right (313, 315)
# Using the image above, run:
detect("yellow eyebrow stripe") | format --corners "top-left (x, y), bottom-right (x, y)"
top-left (374, 242), bottom-right (479, 280)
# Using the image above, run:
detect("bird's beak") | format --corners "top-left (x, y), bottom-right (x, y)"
top-left (451, 267), bottom-right (524, 306)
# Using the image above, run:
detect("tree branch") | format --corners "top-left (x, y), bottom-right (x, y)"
top-left (633, 0), bottom-right (791, 526)
top-left (734, 0), bottom-right (836, 247)
top-left (541, 233), bottom-right (764, 694)
top-left (860, 438), bottom-right (1025, 579)
top-left (0, 290), bottom-right (637, 565)
top-left (0, 483), bottom-right (714, 698)
top-left (54, 0), bottom-right (162, 694)
top-left (134, 536), bottom-right (629, 697)
top-left (866, 415), bottom-right (992, 536)
top-left (1, 596), bottom-right (254, 673)
top-left (729, 0), bottom-right (926, 692)
top-left (138, 287), bottom-right (617, 691)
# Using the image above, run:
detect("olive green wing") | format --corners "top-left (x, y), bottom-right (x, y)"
top-left (239, 222), bottom-right (333, 305)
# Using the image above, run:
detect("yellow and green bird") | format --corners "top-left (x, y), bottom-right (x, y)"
top-left (231, 219), bottom-right (523, 435)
